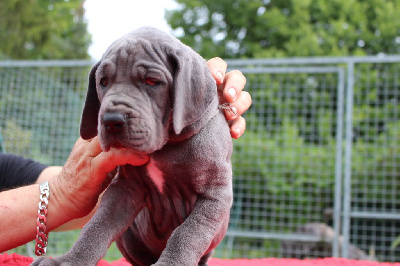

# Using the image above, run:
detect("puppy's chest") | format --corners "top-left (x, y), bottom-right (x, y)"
top-left (144, 158), bottom-right (198, 196)
top-left (146, 159), bottom-right (165, 193)
top-left (142, 159), bottom-right (198, 225)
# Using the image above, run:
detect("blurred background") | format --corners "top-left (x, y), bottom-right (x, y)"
top-left (0, 0), bottom-right (399, 262)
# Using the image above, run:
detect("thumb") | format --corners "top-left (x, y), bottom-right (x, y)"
top-left (94, 148), bottom-right (149, 175)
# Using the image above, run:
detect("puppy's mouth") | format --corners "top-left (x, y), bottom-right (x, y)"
top-left (100, 136), bottom-right (125, 152)
top-left (102, 136), bottom-right (139, 150)
top-left (108, 140), bottom-right (125, 149)
top-left (100, 131), bottom-right (151, 154)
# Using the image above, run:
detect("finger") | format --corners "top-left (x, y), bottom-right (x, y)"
top-left (93, 149), bottom-right (149, 175)
top-left (229, 116), bottom-right (246, 139)
top-left (89, 151), bottom-right (148, 189)
top-left (220, 70), bottom-right (247, 103)
top-left (64, 138), bottom-right (97, 165)
top-left (223, 91), bottom-right (252, 120)
top-left (207, 57), bottom-right (228, 85)
top-left (81, 137), bottom-right (103, 157)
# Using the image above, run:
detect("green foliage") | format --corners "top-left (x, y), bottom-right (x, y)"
top-left (351, 121), bottom-right (400, 208)
top-left (392, 235), bottom-right (400, 250)
top-left (3, 121), bottom-right (32, 156)
top-left (0, 66), bottom-right (88, 165)
top-left (231, 120), bottom-right (336, 230)
top-left (223, 65), bottom-right (399, 258)
top-left (166, 0), bottom-right (400, 59)
top-left (0, 0), bottom-right (91, 59)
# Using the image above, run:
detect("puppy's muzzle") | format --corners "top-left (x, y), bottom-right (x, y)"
top-left (102, 112), bottom-right (127, 134)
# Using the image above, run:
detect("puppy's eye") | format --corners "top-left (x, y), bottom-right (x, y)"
top-left (145, 77), bottom-right (161, 86)
top-left (100, 77), bottom-right (108, 88)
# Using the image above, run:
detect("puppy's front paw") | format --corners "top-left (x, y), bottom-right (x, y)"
top-left (152, 259), bottom-right (185, 266)
top-left (31, 257), bottom-right (73, 266)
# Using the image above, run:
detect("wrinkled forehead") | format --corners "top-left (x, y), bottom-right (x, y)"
top-left (98, 36), bottom-right (174, 77)
top-left (102, 38), bottom-right (146, 64)
top-left (102, 27), bottom-right (181, 61)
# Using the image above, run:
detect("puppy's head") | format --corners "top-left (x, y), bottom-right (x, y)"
top-left (80, 27), bottom-right (217, 154)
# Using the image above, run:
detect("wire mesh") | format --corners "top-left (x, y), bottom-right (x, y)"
top-left (216, 67), bottom-right (344, 259)
top-left (0, 57), bottom-right (399, 262)
top-left (0, 62), bottom-right (90, 165)
top-left (348, 62), bottom-right (400, 262)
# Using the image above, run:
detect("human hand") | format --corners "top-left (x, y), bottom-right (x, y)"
top-left (51, 137), bottom-right (149, 220)
top-left (207, 57), bottom-right (251, 139)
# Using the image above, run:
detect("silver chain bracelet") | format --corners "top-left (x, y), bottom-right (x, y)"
top-left (35, 181), bottom-right (50, 256)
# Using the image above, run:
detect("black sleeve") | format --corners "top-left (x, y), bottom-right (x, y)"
top-left (0, 153), bottom-right (48, 191)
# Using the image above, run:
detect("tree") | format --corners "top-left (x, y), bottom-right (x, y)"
top-left (0, 0), bottom-right (91, 60)
top-left (166, 0), bottom-right (400, 59)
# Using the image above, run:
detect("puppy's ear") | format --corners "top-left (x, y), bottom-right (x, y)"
top-left (80, 61), bottom-right (101, 140)
top-left (170, 49), bottom-right (217, 135)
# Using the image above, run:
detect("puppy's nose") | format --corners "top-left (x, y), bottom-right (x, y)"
top-left (102, 112), bottom-right (126, 133)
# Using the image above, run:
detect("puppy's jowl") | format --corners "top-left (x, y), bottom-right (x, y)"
top-left (33, 27), bottom-right (233, 266)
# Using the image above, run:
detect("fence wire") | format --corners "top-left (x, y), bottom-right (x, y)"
top-left (0, 56), bottom-right (399, 262)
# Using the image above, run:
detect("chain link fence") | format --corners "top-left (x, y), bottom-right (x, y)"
top-left (0, 56), bottom-right (399, 262)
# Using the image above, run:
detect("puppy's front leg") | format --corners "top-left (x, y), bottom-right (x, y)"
top-left (32, 178), bottom-right (144, 266)
top-left (154, 183), bottom-right (232, 266)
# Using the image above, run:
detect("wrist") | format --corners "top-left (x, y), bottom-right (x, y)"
top-left (45, 178), bottom-right (74, 229)
top-left (49, 171), bottom-right (99, 223)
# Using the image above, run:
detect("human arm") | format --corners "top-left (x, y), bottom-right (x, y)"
top-left (0, 137), bottom-right (149, 252)
top-left (34, 166), bottom-right (100, 232)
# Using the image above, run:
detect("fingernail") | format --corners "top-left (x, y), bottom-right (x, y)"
top-left (230, 106), bottom-right (238, 117)
top-left (235, 127), bottom-right (241, 137)
top-left (228, 87), bottom-right (237, 100)
top-left (216, 71), bottom-right (223, 81)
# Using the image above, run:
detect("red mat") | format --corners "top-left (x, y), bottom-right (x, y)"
top-left (2, 253), bottom-right (400, 266)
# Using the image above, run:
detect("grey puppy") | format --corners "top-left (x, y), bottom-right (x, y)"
top-left (33, 27), bottom-right (233, 266)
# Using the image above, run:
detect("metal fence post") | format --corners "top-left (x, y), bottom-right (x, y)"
top-left (333, 68), bottom-right (345, 257)
top-left (342, 60), bottom-right (355, 258)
